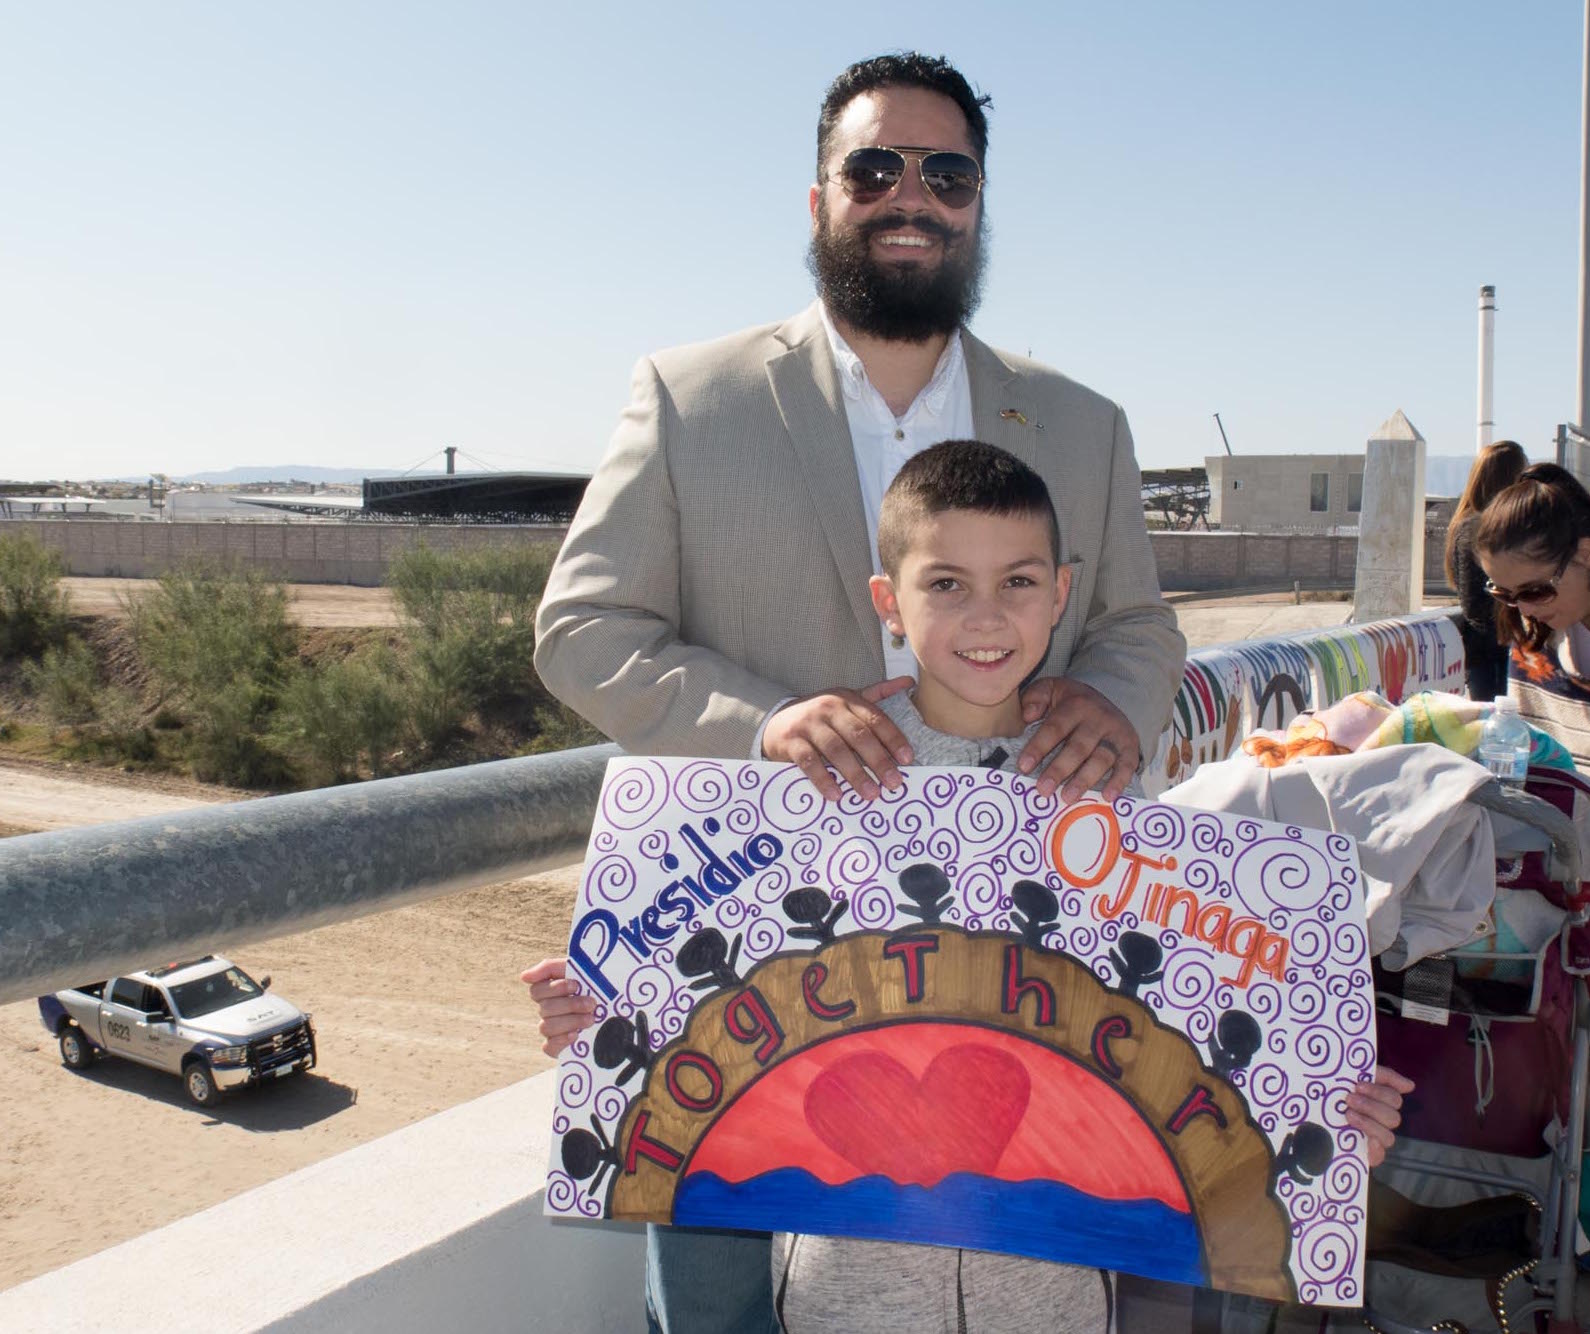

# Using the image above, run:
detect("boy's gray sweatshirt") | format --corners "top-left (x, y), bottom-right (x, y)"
top-left (773, 691), bottom-right (1115, 1333)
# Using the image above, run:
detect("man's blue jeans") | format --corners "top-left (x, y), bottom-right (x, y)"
top-left (645, 1224), bottom-right (778, 1334)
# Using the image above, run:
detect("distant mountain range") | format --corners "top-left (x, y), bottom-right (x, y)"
top-left (168, 465), bottom-right (406, 485)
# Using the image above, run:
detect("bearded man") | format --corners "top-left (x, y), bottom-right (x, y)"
top-left (529, 53), bottom-right (1187, 1333)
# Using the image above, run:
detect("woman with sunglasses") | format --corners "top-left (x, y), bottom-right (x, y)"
top-left (1474, 461), bottom-right (1590, 769)
top-left (1445, 440), bottom-right (1527, 701)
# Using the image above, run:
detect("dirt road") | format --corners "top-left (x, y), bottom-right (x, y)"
top-left (0, 765), bottom-right (569, 1289)
top-left (62, 576), bottom-right (401, 627)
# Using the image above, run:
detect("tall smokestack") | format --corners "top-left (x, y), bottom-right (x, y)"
top-left (1477, 285), bottom-right (1496, 451)
top-left (444, 446), bottom-right (457, 476)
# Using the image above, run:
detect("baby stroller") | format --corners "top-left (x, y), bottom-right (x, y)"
top-left (1360, 765), bottom-right (1590, 1334)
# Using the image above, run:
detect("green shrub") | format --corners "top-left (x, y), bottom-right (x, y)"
top-left (275, 645), bottom-right (409, 784)
top-left (129, 561), bottom-right (296, 785)
top-left (0, 533), bottom-right (67, 658)
top-left (22, 637), bottom-right (100, 726)
top-left (387, 541), bottom-right (553, 718)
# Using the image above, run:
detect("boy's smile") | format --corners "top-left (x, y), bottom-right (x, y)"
top-left (871, 508), bottom-right (1069, 740)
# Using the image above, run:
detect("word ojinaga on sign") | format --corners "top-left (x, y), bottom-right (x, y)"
top-left (550, 759), bottom-right (1375, 1306)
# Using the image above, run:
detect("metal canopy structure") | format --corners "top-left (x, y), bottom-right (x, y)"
top-left (1140, 467), bottom-right (1211, 530)
top-left (361, 471), bottom-right (590, 523)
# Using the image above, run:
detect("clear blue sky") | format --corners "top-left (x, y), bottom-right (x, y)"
top-left (1, 2), bottom-right (1583, 479)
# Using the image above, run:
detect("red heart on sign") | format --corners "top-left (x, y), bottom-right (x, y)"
top-left (803, 1042), bottom-right (1031, 1186)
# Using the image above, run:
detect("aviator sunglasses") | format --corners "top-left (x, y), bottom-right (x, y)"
top-left (1484, 552), bottom-right (1584, 607)
top-left (832, 145), bottom-right (985, 210)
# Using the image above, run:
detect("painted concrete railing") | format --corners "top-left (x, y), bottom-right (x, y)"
top-left (1141, 610), bottom-right (1463, 797)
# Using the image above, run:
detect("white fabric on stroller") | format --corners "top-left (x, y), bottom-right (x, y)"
top-left (1165, 746), bottom-right (1497, 968)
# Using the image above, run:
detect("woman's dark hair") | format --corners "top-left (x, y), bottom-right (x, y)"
top-left (816, 53), bottom-right (992, 175)
top-left (1443, 439), bottom-right (1527, 586)
top-left (1474, 461), bottom-right (1590, 650)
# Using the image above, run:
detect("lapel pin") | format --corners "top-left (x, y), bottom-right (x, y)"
top-left (1000, 409), bottom-right (1044, 431)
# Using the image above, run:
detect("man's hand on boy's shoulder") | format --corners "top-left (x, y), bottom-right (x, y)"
top-left (1018, 677), bottom-right (1142, 803)
top-left (761, 677), bottom-right (916, 803)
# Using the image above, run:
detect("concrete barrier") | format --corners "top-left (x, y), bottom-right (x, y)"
top-left (0, 1069), bottom-right (647, 1334)
top-left (4, 519), bottom-right (1451, 592)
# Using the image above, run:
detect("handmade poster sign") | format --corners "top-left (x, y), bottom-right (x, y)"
top-left (549, 758), bottom-right (1376, 1306)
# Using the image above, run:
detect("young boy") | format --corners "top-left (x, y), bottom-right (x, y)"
top-left (528, 440), bottom-right (1409, 1331)
top-left (770, 439), bottom-right (1115, 1332)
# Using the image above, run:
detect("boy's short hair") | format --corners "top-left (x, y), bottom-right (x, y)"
top-left (877, 439), bottom-right (1061, 576)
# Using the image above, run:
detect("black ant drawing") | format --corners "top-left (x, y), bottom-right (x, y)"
top-left (561, 1114), bottom-right (623, 1198)
top-left (592, 1010), bottom-right (653, 1086)
top-left (677, 927), bottom-right (743, 992)
top-left (1208, 1009), bottom-right (1262, 1077)
top-left (897, 863), bottom-right (954, 925)
top-left (1274, 1121), bottom-right (1334, 1185)
top-left (1009, 879), bottom-right (1059, 948)
top-left (782, 887), bottom-right (848, 945)
top-left (1108, 930), bottom-right (1164, 998)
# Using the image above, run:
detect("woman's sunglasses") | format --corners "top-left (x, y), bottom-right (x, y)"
top-left (831, 145), bottom-right (984, 210)
top-left (1484, 553), bottom-right (1581, 607)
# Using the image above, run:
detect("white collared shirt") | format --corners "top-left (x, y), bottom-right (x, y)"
top-left (818, 305), bottom-right (975, 680)
top-left (753, 308), bottom-right (974, 757)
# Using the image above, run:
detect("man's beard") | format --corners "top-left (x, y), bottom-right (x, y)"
top-left (807, 199), bottom-right (988, 343)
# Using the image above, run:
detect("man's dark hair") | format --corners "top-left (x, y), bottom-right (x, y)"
top-left (816, 53), bottom-right (992, 175)
top-left (877, 440), bottom-right (1060, 576)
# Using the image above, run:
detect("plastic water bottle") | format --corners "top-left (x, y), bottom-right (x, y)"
top-left (1478, 697), bottom-right (1531, 787)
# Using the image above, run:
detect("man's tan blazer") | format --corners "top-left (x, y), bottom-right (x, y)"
top-left (534, 303), bottom-right (1186, 760)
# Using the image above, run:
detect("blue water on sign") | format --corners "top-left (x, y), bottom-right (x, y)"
top-left (673, 1169), bottom-right (1206, 1284)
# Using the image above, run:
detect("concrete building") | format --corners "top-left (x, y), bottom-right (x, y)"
top-left (1206, 454), bottom-right (1366, 532)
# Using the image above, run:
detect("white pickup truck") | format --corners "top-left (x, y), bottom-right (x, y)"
top-left (37, 955), bottom-right (316, 1107)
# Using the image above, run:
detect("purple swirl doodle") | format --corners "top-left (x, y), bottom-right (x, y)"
top-left (1235, 820), bottom-right (1261, 843)
top-left (1058, 886), bottom-right (1085, 918)
top-left (1156, 927), bottom-right (1181, 952)
top-left (1326, 834), bottom-right (1353, 860)
top-left (1298, 1220), bottom-right (1357, 1295)
top-left (1283, 1183), bottom-right (1319, 1221)
top-left (1211, 984), bottom-right (1236, 1012)
top-left (1233, 839), bottom-right (1333, 915)
top-left (734, 764), bottom-right (760, 789)
top-left (954, 785), bottom-right (1019, 847)
top-left (1068, 925), bottom-right (1098, 956)
top-left (1181, 858), bottom-right (1219, 893)
top-left (724, 801), bottom-right (759, 837)
top-left (675, 760), bottom-right (732, 811)
top-left (1245, 981), bottom-right (1283, 1023)
top-left (1246, 1062), bottom-right (1289, 1108)
top-left (1163, 953), bottom-right (1217, 1009)
top-left (890, 801), bottom-right (935, 843)
top-left (1097, 919), bottom-right (1122, 944)
top-left (850, 883), bottom-right (898, 928)
top-left (821, 814), bottom-right (845, 837)
top-left (1005, 835), bottom-right (1045, 874)
top-left (715, 895), bottom-right (753, 930)
top-left (593, 830), bottom-right (619, 853)
top-left (860, 808), bottom-right (890, 838)
top-left (957, 864), bottom-right (1004, 917)
top-left (1286, 920), bottom-right (1330, 970)
top-left (601, 760), bottom-right (671, 829)
top-left (595, 1086), bottom-right (628, 1123)
top-left (1183, 1008), bottom-right (1215, 1043)
top-left (922, 772), bottom-right (970, 806)
top-left (826, 835), bottom-right (882, 892)
top-left (1128, 803), bottom-right (1186, 850)
top-left (1294, 1026), bottom-right (1343, 1074)
top-left (1331, 922), bottom-right (1368, 967)
top-left (790, 832), bottom-right (823, 867)
top-left (749, 863), bottom-right (792, 904)
top-left (757, 767), bottom-right (829, 833)
top-left (559, 1060), bottom-right (593, 1110)
top-left (1344, 1038), bottom-right (1376, 1077)
top-left (746, 916), bottom-right (786, 957)
top-left (1326, 1155), bottom-right (1363, 1202)
top-left (925, 827), bottom-right (962, 865)
top-left (546, 1170), bottom-right (600, 1217)
top-left (1279, 1091), bottom-right (1310, 1123)
top-left (1260, 1111), bottom-right (1279, 1134)
top-left (586, 854), bottom-right (638, 907)
top-left (624, 964), bottom-right (675, 1018)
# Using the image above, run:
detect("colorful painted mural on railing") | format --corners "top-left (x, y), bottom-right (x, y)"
top-left (1142, 612), bottom-right (1464, 799)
